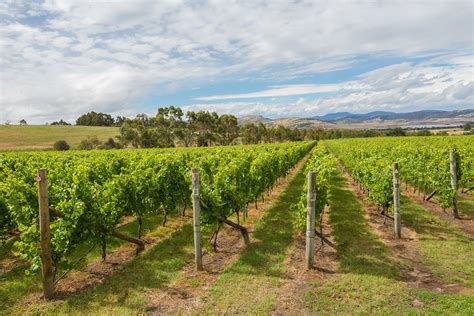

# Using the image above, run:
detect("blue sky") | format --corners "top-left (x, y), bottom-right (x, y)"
top-left (0, 0), bottom-right (473, 124)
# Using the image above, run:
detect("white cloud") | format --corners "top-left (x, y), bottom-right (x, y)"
top-left (0, 1), bottom-right (473, 123)
top-left (194, 84), bottom-right (347, 101)
top-left (185, 57), bottom-right (474, 117)
top-left (300, 59), bottom-right (474, 116)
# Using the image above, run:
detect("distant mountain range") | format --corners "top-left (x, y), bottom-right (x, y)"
top-left (238, 109), bottom-right (474, 129)
top-left (311, 109), bottom-right (474, 123)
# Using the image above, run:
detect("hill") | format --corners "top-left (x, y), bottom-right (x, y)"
top-left (237, 115), bottom-right (336, 129)
top-left (0, 125), bottom-right (119, 150)
top-left (238, 109), bottom-right (474, 129)
top-left (311, 109), bottom-right (474, 123)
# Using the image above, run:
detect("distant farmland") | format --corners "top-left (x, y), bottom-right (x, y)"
top-left (0, 125), bottom-right (119, 150)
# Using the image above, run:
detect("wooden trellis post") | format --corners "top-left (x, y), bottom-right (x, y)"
top-left (37, 169), bottom-right (54, 299)
top-left (306, 171), bottom-right (316, 270)
top-left (192, 168), bottom-right (203, 271)
top-left (450, 151), bottom-right (459, 219)
top-left (393, 163), bottom-right (401, 238)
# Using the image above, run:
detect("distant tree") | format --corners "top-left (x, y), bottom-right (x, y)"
top-left (136, 113), bottom-right (154, 127)
top-left (386, 127), bottom-right (406, 137)
top-left (414, 129), bottom-right (432, 136)
top-left (136, 123), bottom-right (158, 148)
top-left (217, 114), bottom-right (239, 145)
top-left (256, 123), bottom-right (267, 143)
top-left (118, 121), bottom-right (139, 147)
top-left (463, 123), bottom-right (472, 131)
top-left (53, 140), bottom-right (70, 151)
top-left (19, 119), bottom-right (28, 125)
top-left (51, 119), bottom-right (71, 126)
top-left (118, 120), bottom-right (158, 148)
top-left (76, 112), bottom-right (115, 126)
top-left (240, 123), bottom-right (259, 144)
top-left (362, 129), bottom-right (379, 137)
top-left (99, 137), bottom-right (123, 149)
top-left (156, 106), bottom-right (192, 147)
top-left (78, 136), bottom-right (101, 150)
top-left (155, 106), bottom-right (184, 147)
top-left (273, 125), bottom-right (289, 142)
top-left (115, 116), bottom-right (127, 127)
top-left (187, 110), bottom-right (219, 146)
top-left (437, 131), bottom-right (449, 136)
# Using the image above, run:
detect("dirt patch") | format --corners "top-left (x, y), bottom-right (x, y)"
top-left (403, 185), bottom-right (474, 238)
top-left (460, 191), bottom-right (474, 201)
top-left (1, 236), bottom-right (28, 275)
top-left (343, 171), bottom-right (471, 295)
top-left (0, 254), bottom-right (28, 275)
top-left (144, 156), bottom-right (309, 314)
top-left (270, 205), bottom-right (339, 315)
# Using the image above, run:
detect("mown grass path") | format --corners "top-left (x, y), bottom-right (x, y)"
top-left (0, 214), bottom-right (176, 314)
top-left (400, 195), bottom-right (474, 288)
top-left (196, 162), bottom-right (307, 314)
top-left (305, 171), bottom-right (474, 314)
top-left (459, 195), bottom-right (474, 218)
top-left (4, 219), bottom-right (195, 315)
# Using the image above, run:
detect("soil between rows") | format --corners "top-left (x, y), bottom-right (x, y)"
top-left (402, 185), bottom-right (474, 238)
top-left (270, 204), bottom-right (338, 315)
top-left (143, 155), bottom-right (309, 314)
top-left (342, 169), bottom-right (472, 295)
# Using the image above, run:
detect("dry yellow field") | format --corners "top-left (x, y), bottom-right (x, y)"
top-left (0, 125), bottom-right (119, 150)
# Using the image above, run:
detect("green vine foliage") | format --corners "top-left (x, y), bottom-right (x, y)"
top-left (323, 135), bottom-right (473, 210)
top-left (297, 143), bottom-right (337, 231)
top-left (0, 142), bottom-right (315, 270)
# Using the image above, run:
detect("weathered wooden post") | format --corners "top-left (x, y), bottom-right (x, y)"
top-left (37, 169), bottom-right (54, 299)
top-left (393, 163), bottom-right (401, 238)
top-left (306, 171), bottom-right (316, 270)
top-left (450, 150), bottom-right (459, 219)
top-left (192, 168), bottom-right (203, 271)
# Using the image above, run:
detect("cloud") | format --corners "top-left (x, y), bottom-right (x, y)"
top-left (194, 84), bottom-right (347, 101)
top-left (185, 57), bottom-right (474, 117)
top-left (0, 1), bottom-right (473, 123)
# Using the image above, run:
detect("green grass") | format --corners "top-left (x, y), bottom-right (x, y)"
top-left (0, 265), bottom-right (42, 313)
top-left (305, 171), bottom-right (474, 314)
top-left (0, 125), bottom-right (119, 150)
top-left (400, 195), bottom-right (474, 287)
top-left (198, 164), bottom-right (307, 314)
top-left (458, 195), bottom-right (474, 218)
top-left (6, 224), bottom-right (194, 315)
top-left (328, 173), bottom-right (399, 279)
top-left (0, 213), bottom-right (174, 314)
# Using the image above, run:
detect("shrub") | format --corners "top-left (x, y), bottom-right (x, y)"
top-left (415, 129), bottom-right (431, 136)
top-left (53, 140), bottom-right (70, 151)
top-left (99, 137), bottom-right (122, 149)
top-left (78, 136), bottom-right (101, 150)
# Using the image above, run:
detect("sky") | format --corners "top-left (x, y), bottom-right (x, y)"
top-left (0, 0), bottom-right (473, 124)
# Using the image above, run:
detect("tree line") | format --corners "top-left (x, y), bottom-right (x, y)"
top-left (120, 107), bottom-right (311, 147)
top-left (60, 107), bottom-right (471, 150)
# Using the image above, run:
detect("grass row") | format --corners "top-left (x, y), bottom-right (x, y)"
top-left (400, 195), bottom-right (474, 287)
top-left (197, 163), bottom-right (307, 313)
top-left (0, 213), bottom-right (182, 314)
top-left (458, 195), bottom-right (474, 218)
top-left (305, 171), bottom-right (474, 314)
